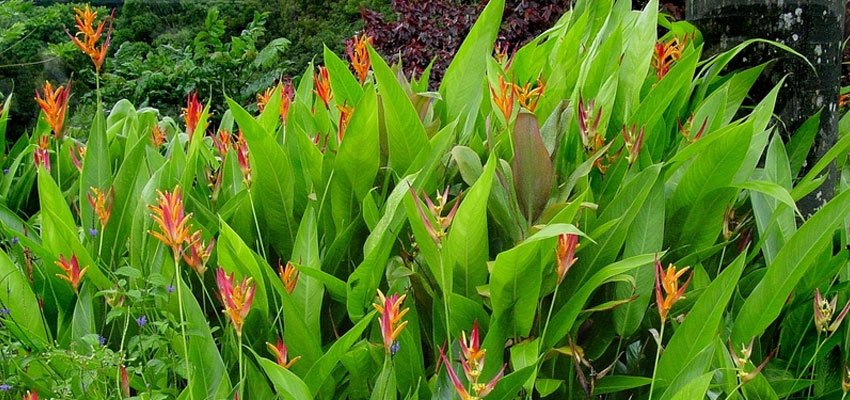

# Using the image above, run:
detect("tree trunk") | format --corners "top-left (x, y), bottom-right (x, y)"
top-left (686, 0), bottom-right (844, 217)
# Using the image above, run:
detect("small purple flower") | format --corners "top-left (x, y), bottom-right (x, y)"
top-left (390, 341), bottom-right (400, 356)
top-left (136, 315), bottom-right (147, 327)
top-left (2, 168), bottom-right (8, 175)
top-left (10, 237), bottom-right (18, 245)
top-left (98, 335), bottom-right (106, 346)
top-left (89, 228), bottom-right (98, 236)
top-left (0, 308), bottom-right (9, 317)
top-left (166, 284), bottom-right (175, 294)
top-left (0, 383), bottom-right (11, 391)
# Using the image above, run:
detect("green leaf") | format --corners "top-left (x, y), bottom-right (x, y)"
top-left (491, 224), bottom-right (584, 337)
top-left (335, 85), bottom-right (379, 200)
top-left (290, 207), bottom-right (324, 339)
top-left (592, 376), bottom-right (652, 395)
top-left (80, 103), bottom-right (112, 233)
top-left (732, 188), bottom-right (850, 343)
top-left (440, 0), bottom-right (504, 126)
top-left (258, 357), bottom-right (312, 400)
top-left (663, 373), bottom-right (713, 400)
top-left (544, 253), bottom-right (657, 349)
top-left (0, 248), bottom-right (49, 349)
top-left (217, 219), bottom-right (269, 320)
top-left (446, 156), bottom-right (496, 297)
top-left (368, 45), bottom-right (428, 175)
top-left (304, 312), bottom-right (375, 395)
top-left (324, 45), bottom-right (364, 106)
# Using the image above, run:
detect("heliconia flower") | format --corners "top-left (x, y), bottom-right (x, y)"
top-left (87, 186), bottom-right (113, 229)
top-left (652, 36), bottom-right (686, 80)
top-left (23, 390), bottom-right (38, 400)
top-left (314, 66), bottom-right (333, 109)
top-left (678, 115), bottom-right (708, 143)
top-left (257, 86), bottom-right (275, 113)
top-left (278, 261), bottom-right (299, 294)
top-left (843, 365), bottom-right (850, 393)
top-left (490, 75), bottom-right (515, 122)
top-left (556, 233), bottom-right (579, 284)
top-left (336, 103), bottom-right (354, 143)
top-left (216, 268), bottom-right (256, 337)
top-left (34, 81), bottom-right (71, 139)
top-left (621, 124), bottom-right (645, 166)
top-left (148, 186), bottom-right (193, 255)
top-left (70, 143), bottom-right (86, 172)
top-left (654, 257), bottom-right (692, 324)
top-left (460, 321), bottom-right (486, 382)
top-left (727, 339), bottom-right (777, 383)
top-left (182, 92), bottom-right (204, 136)
top-left (120, 365), bottom-right (130, 397)
top-left (440, 344), bottom-right (506, 400)
top-left (267, 337), bottom-right (301, 369)
top-left (234, 131), bottom-right (251, 185)
top-left (281, 80), bottom-right (295, 124)
top-left (577, 97), bottom-right (603, 153)
top-left (513, 78), bottom-right (545, 112)
top-left (212, 129), bottom-right (232, 158)
top-left (814, 288), bottom-right (850, 334)
top-left (68, 6), bottom-right (113, 73)
top-left (493, 41), bottom-right (514, 69)
top-left (372, 289), bottom-right (409, 354)
top-left (840, 93), bottom-right (850, 110)
top-left (33, 136), bottom-right (51, 171)
top-left (55, 254), bottom-right (88, 293)
top-left (410, 187), bottom-right (462, 246)
top-left (183, 230), bottom-right (214, 275)
top-left (150, 125), bottom-right (166, 147)
top-left (346, 33), bottom-right (373, 84)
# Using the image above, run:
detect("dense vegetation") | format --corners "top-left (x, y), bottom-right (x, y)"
top-left (1, 0), bottom-right (850, 399)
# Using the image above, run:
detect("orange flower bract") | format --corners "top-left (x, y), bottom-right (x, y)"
top-left (55, 254), bottom-right (88, 293)
top-left (216, 268), bottom-right (256, 337)
top-left (34, 81), bottom-right (71, 139)
top-left (373, 289), bottom-right (409, 354)
top-left (148, 186), bottom-right (193, 255)
top-left (68, 5), bottom-right (113, 73)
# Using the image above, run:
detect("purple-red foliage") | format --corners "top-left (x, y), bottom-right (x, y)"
top-left (362, 0), bottom-right (569, 84)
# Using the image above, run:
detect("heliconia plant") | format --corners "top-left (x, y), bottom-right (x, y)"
top-left (1, 0), bottom-right (850, 399)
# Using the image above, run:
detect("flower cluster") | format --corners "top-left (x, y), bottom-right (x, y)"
top-left (34, 81), bottom-right (71, 139)
top-left (70, 143), bottom-right (86, 171)
top-left (33, 136), bottom-right (51, 172)
top-left (346, 34), bottom-right (373, 84)
top-left (216, 268), bottom-right (256, 337)
top-left (267, 338), bottom-right (300, 369)
top-left (654, 258), bottom-right (692, 324)
top-left (651, 36), bottom-right (687, 80)
top-left (278, 261), bottom-right (299, 294)
top-left (728, 338), bottom-right (776, 383)
top-left (55, 254), bottom-right (88, 293)
top-left (621, 125), bottom-right (645, 166)
top-left (441, 322), bottom-right (505, 400)
top-left (373, 289), bottom-right (409, 354)
top-left (182, 92), bottom-right (205, 136)
top-left (68, 5), bottom-right (113, 73)
top-left (410, 187), bottom-right (462, 246)
top-left (314, 66), bottom-right (333, 109)
top-left (336, 104), bottom-right (354, 143)
top-left (556, 233), bottom-right (579, 284)
top-left (813, 288), bottom-right (850, 334)
top-left (87, 186), bottom-right (114, 229)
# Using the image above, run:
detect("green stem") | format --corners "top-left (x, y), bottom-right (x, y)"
top-left (722, 381), bottom-right (745, 400)
top-left (173, 251), bottom-right (193, 400)
top-left (238, 332), bottom-right (244, 398)
top-left (247, 188), bottom-right (267, 260)
top-left (648, 323), bottom-right (665, 400)
top-left (783, 332), bottom-right (824, 400)
top-left (529, 285), bottom-right (560, 400)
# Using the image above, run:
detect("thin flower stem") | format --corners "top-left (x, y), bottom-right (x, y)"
top-left (247, 188), bottom-right (267, 260)
top-left (783, 332), bottom-right (824, 400)
top-left (530, 285), bottom-right (560, 400)
top-left (722, 381), bottom-right (745, 400)
top-left (648, 323), bottom-right (665, 400)
top-left (238, 332), bottom-right (244, 398)
top-left (173, 251), bottom-right (194, 400)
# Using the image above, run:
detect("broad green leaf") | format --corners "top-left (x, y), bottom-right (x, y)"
top-left (446, 156), bottom-right (496, 297)
top-left (733, 188), bottom-right (850, 343)
top-left (336, 85), bottom-right (379, 200)
top-left (593, 376), bottom-right (651, 395)
top-left (304, 312), bottom-right (375, 395)
top-left (440, 0), bottom-right (504, 126)
top-left (663, 372), bottom-right (713, 400)
top-left (80, 103), bottom-right (111, 234)
top-left (258, 357), bottom-right (312, 400)
top-left (324, 45), bottom-right (364, 106)
top-left (290, 208), bottom-right (324, 340)
top-left (0, 248), bottom-right (49, 349)
top-left (544, 253), bottom-right (656, 349)
top-left (368, 46), bottom-right (428, 175)
top-left (217, 219), bottom-right (269, 320)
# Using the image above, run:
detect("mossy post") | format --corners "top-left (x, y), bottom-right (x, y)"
top-left (687, 0), bottom-right (844, 216)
